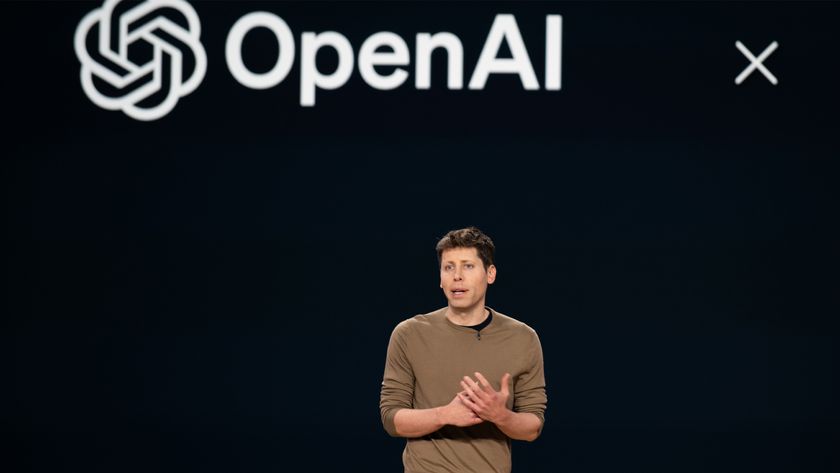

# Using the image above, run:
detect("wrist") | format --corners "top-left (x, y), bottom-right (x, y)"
top-left (492, 408), bottom-right (514, 426)
top-left (434, 406), bottom-right (448, 427)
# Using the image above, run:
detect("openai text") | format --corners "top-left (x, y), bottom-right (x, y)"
top-left (226, 13), bottom-right (563, 106)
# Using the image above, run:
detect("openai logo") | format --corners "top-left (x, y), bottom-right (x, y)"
top-left (74, 0), bottom-right (206, 121)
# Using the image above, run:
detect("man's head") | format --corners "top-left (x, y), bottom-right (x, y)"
top-left (436, 227), bottom-right (497, 312)
top-left (436, 226), bottom-right (495, 270)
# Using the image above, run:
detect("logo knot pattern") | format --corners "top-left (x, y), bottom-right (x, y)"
top-left (75, 0), bottom-right (207, 121)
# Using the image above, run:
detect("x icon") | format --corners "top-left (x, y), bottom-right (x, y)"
top-left (735, 41), bottom-right (778, 85)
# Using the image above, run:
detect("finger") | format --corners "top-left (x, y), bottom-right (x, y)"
top-left (458, 392), bottom-right (479, 411)
top-left (457, 392), bottom-right (479, 412)
top-left (460, 380), bottom-right (477, 399)
top-left (500, 372), bottom-right (511, 396)
top-left (463, 376), bottom-right (485, 397)
top-left (461, 380), bottom-right (486, 402)
top-left (474, 372), bottom-right (493, 393)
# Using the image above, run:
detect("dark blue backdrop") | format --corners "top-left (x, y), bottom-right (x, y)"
top-left (4, 1), bottom-right (839, 472)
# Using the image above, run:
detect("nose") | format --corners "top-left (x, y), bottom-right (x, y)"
top-left (453, 268), bottom-right (463, 281)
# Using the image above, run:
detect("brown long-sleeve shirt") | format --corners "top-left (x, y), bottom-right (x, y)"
top-left (380, 307), bottom-right (547, 473)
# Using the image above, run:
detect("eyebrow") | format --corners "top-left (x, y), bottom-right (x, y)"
top-left (443, 259), bottom-right (476, 264)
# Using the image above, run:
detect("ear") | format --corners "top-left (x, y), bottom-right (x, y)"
top-left (486, 264), bottom-right (497, 284)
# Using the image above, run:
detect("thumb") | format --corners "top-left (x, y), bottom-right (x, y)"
top-left (500, 373), bottom-right (511, 396)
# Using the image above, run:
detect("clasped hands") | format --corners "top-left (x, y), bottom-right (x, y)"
top-left (440, 372), bottom-right (512, 427)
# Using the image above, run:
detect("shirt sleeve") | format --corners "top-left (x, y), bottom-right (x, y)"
top-left (380, 322), bottom-right (415, 437)
top-left (513, 328), bottom-right (547, 431)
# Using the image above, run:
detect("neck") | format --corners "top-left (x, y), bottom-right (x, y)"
top-left (445, 304), bottom-right (489, 326)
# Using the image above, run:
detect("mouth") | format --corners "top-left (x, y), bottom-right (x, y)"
top-left (451, 289), bottom-right (468, 297)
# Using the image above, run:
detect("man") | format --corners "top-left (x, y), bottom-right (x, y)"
top-left (380, 227), bottom-right (547, 473)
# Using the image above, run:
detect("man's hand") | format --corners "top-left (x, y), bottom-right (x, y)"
top-left (392, 391), bottom-right (483, 437)
top-left (458, 372), bottom-right (512, 425)
top-left (438, 392), bottom-right (484, 427)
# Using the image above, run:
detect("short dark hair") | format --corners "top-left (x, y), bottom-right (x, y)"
top-left (435, 227), bottom-right (495, 269)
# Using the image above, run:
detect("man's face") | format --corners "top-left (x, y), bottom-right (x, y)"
top-left (439, 247), bottom-right (497, 311)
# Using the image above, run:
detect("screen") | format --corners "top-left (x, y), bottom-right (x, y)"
top-left (4, 1), bottom-right (838, 472)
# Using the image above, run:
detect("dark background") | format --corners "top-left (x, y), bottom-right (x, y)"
top-left (3, 1), bottom-right (838, 472)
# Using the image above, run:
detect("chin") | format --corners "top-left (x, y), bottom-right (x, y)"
top-left (448, 299), bottom-right (476, 309)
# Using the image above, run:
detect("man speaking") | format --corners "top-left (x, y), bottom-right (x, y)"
top-left (380, 227), bottom-right (547, 473)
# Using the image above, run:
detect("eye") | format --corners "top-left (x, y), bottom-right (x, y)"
top-left (465, 263), bottom-right (474, 269)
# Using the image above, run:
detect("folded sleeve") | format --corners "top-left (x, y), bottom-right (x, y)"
top-left (380, 322), bottom-right (415, 437)
top-left (513, 328), bottom-right (547, 430)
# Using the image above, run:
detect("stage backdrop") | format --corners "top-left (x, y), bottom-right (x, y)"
top-left (4, 1), bottom-right (839, 472)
